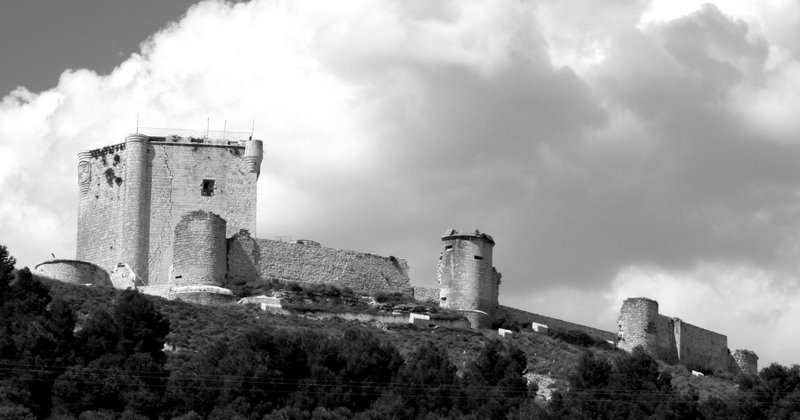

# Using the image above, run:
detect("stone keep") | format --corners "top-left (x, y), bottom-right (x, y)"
top-left (76, 133), bottom-right (263, 288)
top-left (437, 229), bottom-right (501, 328)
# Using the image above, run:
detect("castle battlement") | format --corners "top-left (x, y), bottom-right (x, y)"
top-left (37, 131), bottom-right (757, 376)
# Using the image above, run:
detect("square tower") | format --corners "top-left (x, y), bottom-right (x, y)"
top-left (76, 133), bottom-right (263, 288)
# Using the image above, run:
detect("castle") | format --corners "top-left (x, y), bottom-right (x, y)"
top-left (33, 132), bottom-right (757, 376)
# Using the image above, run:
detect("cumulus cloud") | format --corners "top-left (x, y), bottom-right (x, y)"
top-left (2, 0), bottom-right (800, 365)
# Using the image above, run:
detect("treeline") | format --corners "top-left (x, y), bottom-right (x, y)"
top-left (3, 244), bottom-right (800, 419)
top-left (0, 247), bottom-right (537, 419)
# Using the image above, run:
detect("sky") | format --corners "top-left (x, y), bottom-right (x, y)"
top-left (1, 0), bottom-right (800, 367)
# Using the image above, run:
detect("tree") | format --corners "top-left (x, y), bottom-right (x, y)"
top-left (394, 343), bottom-right (461, 418)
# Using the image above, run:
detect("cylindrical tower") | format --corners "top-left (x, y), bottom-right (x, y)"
top-left (171, 211), bottom-right (227, 287)
top-left (733, 349), bottom-right (759, 376)
top-left (76, 150), bottom-right (92, 259)
top-left (121, 133), bottom-right (150, 284)
top-left (243, 139), bottom-right (264, 178)
top-left (437, 228), bottom-right (497, 329)
top-left (618, 297), bottom-right (660, 354)
top-left (35, 260), bottom-right (112, 287)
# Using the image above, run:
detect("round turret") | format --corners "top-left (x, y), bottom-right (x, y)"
top-left (121, 133), bottom-right (150, 284)
top-left (243, 139), bottom-right (264, 178)
top-left (618, 297), bottom-right (659, 354)
top-left (733, 349), bottom-right (758, 376)
top-left (172, 210), bottom-right (228, 287)
top-left (35, 260), bottom-right (112, 287)
top-left (437, 228), bottom-right (498, 329)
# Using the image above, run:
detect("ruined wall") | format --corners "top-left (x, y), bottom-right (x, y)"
top-left (617, 297), bottom-right (735, 373)
top-left (675, 319), bottom-right (731, 373)
top-left (227, 231), bottom-right (412, 295)
top-left (76, 145), bottom-right (127, 276)
top-left (437, 229), bottom-right (498, 328)
top-left (34, 260), bottom-right (112, 287)
top-left (497, 305), bottom-right (617, 342)
top-left (733, 349), bottom-right (759, 376)
top-left (77, 134), bottom-right (261, 287)
top-left (412, 286), bottom-right (441, 303)
top-left (171, 211), bottom-right (227, 287)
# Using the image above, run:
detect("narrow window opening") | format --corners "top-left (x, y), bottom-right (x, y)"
top-left (474, 255), bottom-right (483, 260)
top-left (440, 297), bottom-right (447, 302)
top-left (445, 245), bottom-right (453, 251)
top-left (175, 275), bottom-right (183, 279)
top-left (201, 179), bottom-right (215, 196)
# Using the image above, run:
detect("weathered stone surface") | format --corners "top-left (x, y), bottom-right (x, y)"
top-left (618, 297), bottom-right (736, 373)
top-left (437, 229), bottom-right (500, 328)
top-left (227, 231), bottom-right (412, 295)
top-left (34, 260), bottom-right (112, 287)
top-left (172, 211), bottom-right (227, 287)
top-left (412, 286), bottom-right (440, 303)
top-left (733, 349), bottom-right (758, 376)
top-left (76, 134), bottom-right (262, 286)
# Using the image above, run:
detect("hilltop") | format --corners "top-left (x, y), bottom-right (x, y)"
top-left (43, 278), bottom-right (740, 404)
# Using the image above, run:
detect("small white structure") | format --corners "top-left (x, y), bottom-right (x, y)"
top-left (498, 328), bottom-right (513, 337)
top-left (531, 322), bottom-right (549, 333)
top-left (691, 370), bottom-right (704, 377)
top-left (409, 313), bottom-right (431, 326)
top-left (238, 295), bottom-right (282, 312)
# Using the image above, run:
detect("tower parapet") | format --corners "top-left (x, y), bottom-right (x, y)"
top-left (437, 228), bottom-right (500, 329)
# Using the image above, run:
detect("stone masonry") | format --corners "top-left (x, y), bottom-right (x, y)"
top-left (35, 260), bottom-right (111, 287)
top-left (227, 230), bottom-right (412, 295)
top-left (437, 229), bottom-right (501, 328)
top-left (617, 297), bottom-right (752, 374)
top-left (77, 133), bottom-right (261, 288)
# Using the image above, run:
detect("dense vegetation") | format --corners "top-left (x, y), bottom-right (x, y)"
top-left (3, 245), bottom-right (800, 419)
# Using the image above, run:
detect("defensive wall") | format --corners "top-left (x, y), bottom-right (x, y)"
top-left (411, 286), bottom-right (441, 303)
top-left (617, 298), bottom-right (745, 373)
top-left (496, 305), bottom-right (618, 343)
top-left (34, 260), bottom-right (112, 287)
top-left (227, 230), bottom-right (412, 295)
top-left (77, 133), bottom-right (261, 287)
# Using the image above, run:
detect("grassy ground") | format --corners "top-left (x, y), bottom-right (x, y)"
top-left (43, 279), bottom-right (742, 401)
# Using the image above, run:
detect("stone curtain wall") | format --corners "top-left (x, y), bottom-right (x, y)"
top-left (675, 319), bottom-right (731, 373)
top-left (412, 286), bottom-right (441, 303)
top-left (617, 298), bottom-right (660, 355)
top-left (227, 231), bottom-right (412, 295)
top-left (617, 298), bottom-right (734, 373)
top-left (497, 305), bottom-right (617, 342)
top-left (35, 260), bottom-right (112, 287)
top-left (171, 211), bottom-right (227, 287)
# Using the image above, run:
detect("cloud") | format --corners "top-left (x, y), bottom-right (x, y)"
top-left (2, 0), bottom-right (800, 365)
